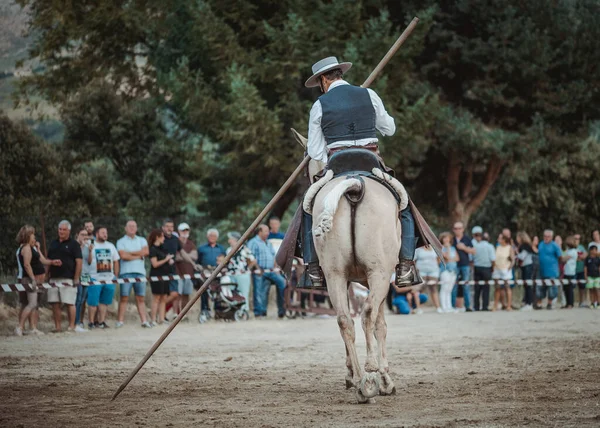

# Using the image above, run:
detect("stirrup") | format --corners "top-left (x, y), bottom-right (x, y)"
top-left (296, 265), bottom-right (327, 289)
top-left (394, 260), bottom-right (422, 288)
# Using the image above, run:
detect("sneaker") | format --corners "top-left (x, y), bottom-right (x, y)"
top-left (150, 321), bottom-right (158, 327)
top-left (88, 322), bottom-right (95, 330)
top-left (115, 321), bottom-right (124, 328)
top-left (520, 304), bottom-right (533, 312)
top-left (97, 322), bottom-right (109, 329)
top-left (30, 328), bottom-right (45, 336)
top-left (74, 325), bottom-right (88, 333)
top-left (141, 321), bottom-right (152, 328)
top-left (546, 304), bottom-right (553, 310)
top-left (465, 308), bottom-right (473, 312)
top-left (458, 307), bottom-right (466, 313)
top-left (415, 308), bottom-right (424, 315)
top-left (593, 302), bottom-right (599, 309)
top-left (15, 327), bottom-right (23, 336)
top-left (436, 307), bottom-right (444, 314)
top-left (67, 327), bottom-right (76, 333)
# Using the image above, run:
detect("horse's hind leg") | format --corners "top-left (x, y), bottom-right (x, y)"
top-left (375, 299), bottom-right (396, 395)
top-left (359, 273), bottom-right (390, 399)
top-left (328, 277), bottom-right (363, 399)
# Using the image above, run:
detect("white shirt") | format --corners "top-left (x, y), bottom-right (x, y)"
top-left (116, 235), bottom-right (148, 276)
top-left (307, 80), bottom-right (396, 162)
top-left (90, 241), bottom-right (120, 280)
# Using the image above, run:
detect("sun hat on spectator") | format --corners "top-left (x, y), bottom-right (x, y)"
top-left (227, 231), bottom-right (241, 240)
top-left (178, 222), bottom-right (190, 231)
top-left (471, 226), bottom-right (483, 235)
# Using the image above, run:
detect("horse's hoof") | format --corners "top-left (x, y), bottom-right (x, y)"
top-left (359, 372), bottom-right (380, 399)
top-left (379, 372), bottom-right (396, 396)
top-left (355, 389), bottom-right (375, 404)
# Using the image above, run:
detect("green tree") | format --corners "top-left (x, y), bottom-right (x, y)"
top-left (0, 110), bottom-right (100, 272)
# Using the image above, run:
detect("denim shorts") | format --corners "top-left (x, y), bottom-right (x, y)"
top-left (119, 272), bottom-right (147, 297)
top-left (169, 279), bottom-right (179, 293)
top-left (178, 278), bottom-right (194, 295)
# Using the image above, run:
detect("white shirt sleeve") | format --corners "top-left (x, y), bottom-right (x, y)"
top-left (367, 88), bottom-right (396, 136)
top-left (307, 100), bottom-right (328, 163)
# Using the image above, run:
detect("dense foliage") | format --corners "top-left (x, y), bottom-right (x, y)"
top-left (2, 0), bottom-right (599, 273)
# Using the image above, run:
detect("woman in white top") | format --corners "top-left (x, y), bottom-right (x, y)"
top-left (562, 236), bottom-right (578, 309)
top-left (414, 245), bottom-right (441, 312)
top-left (493, 235), bottom-right (515, 311)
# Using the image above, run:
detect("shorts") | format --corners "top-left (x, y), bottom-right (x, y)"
top-left (178, 278), bottom-right (194, 295)
top-left (493, 268), bottom-right (513, 288)
top-left (420, 269), bottom-right (440, 278)
top-left (47, 278), bottom-right (78, 305)
top-left (87, 283), bottom-right (116, 306)
top-left (586, 277), bottom-right (600, 289)
top-left (536, 284), bottom-right (558, 301)
top-left (151, 281), bottom-right (170, 295)
top-left (169, 279), bottom-right (179, 293)
top-left (119, 273), bottom-right (147, 297)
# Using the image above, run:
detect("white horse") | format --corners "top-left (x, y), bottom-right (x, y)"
top-left (293, 130), bottom-right (405, 403)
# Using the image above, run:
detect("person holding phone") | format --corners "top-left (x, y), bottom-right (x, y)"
top-left (148, 229), bottom-right (174, 326)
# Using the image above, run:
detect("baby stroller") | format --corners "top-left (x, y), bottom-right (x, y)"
top-left (208, 274), bottom-right (249, 322)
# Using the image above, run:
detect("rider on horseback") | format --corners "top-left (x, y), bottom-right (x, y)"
top-left (300, 56), bottom-right (439, 289)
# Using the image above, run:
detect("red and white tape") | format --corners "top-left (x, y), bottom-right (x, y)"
top-left (0, 269), bottom-right (283, 293)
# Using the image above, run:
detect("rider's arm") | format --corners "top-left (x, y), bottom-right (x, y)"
top-left (307, 100), bottom-right (328, 163)
top-left (367, 89), bottom-right (395, 136)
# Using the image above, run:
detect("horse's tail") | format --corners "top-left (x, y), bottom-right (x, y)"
top-left (313, 178), bottom-right (363, 238)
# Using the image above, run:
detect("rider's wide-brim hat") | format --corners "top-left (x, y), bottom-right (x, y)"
top-left (305, 56), bottom-right (352, 88)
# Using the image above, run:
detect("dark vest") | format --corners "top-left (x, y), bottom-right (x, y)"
top-left (319, 84), bottom-right (376, 145)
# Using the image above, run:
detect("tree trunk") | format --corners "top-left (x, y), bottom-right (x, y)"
top-left (447, 152), bottom-right (505, 228)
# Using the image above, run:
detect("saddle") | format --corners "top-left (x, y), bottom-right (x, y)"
top-left (326, 148), bottom-right (403, 205)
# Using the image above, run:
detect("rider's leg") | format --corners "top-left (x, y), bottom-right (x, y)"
top-left (301, 210), bottom-right (324, 288)
top-left (395, 206), bottom-right (423, 287)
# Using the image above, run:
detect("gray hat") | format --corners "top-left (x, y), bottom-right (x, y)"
top-left (227, 231), bottom-right (241, 240)
top-left (305, 56), bottom-right (352, 88)
top-left (471, 226), bottom-right (483, 235)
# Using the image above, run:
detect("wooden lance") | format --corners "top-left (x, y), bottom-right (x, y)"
top-left (111, 16), bottom-right (419, 401)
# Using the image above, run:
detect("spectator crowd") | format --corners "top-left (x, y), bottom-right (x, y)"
top-left (10, 216), bottom-right (600, 335)
top-left (392, 222), bottom-right (600, 315)
top-left (12, 217), bottom-right (287, 335)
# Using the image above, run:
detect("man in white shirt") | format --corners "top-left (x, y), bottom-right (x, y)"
top-left (299, 56), bottom-right (435, 289)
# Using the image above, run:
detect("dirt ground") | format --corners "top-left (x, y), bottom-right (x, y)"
top-left (1, 306), bottom-right (599, 428)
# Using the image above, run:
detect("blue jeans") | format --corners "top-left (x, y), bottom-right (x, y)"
top-left (452, 265), bottom-right (471, 309)
top-left (75, 285), bottom-right (88, 325)
top-left (252, 271), bottom-right (286, 317)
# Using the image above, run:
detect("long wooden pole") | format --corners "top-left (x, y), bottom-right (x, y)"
top-left (361, 17), bottom-right (419, 89)
top-left (111, 156), bottom-right (310, 400)
top-left (112, 16), bottom-right (420, 401)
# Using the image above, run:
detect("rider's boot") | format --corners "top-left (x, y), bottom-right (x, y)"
top-left (395, 207), bottom-right (423, 288)
top-left (298, 211), bottom-right (326, 289)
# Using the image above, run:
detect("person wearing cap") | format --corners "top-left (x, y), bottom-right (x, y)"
top-left (297, 56), bottom-right (439, 289)
top-left (471, 226), bottom-right (496, 311)
top-left (226, 231), bottom-right (257, 314)
top-left (174, 222), bottom-right (198, 315)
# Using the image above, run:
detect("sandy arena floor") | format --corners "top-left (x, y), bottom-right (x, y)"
top-left (1, 307), bottom-right (599, 427)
